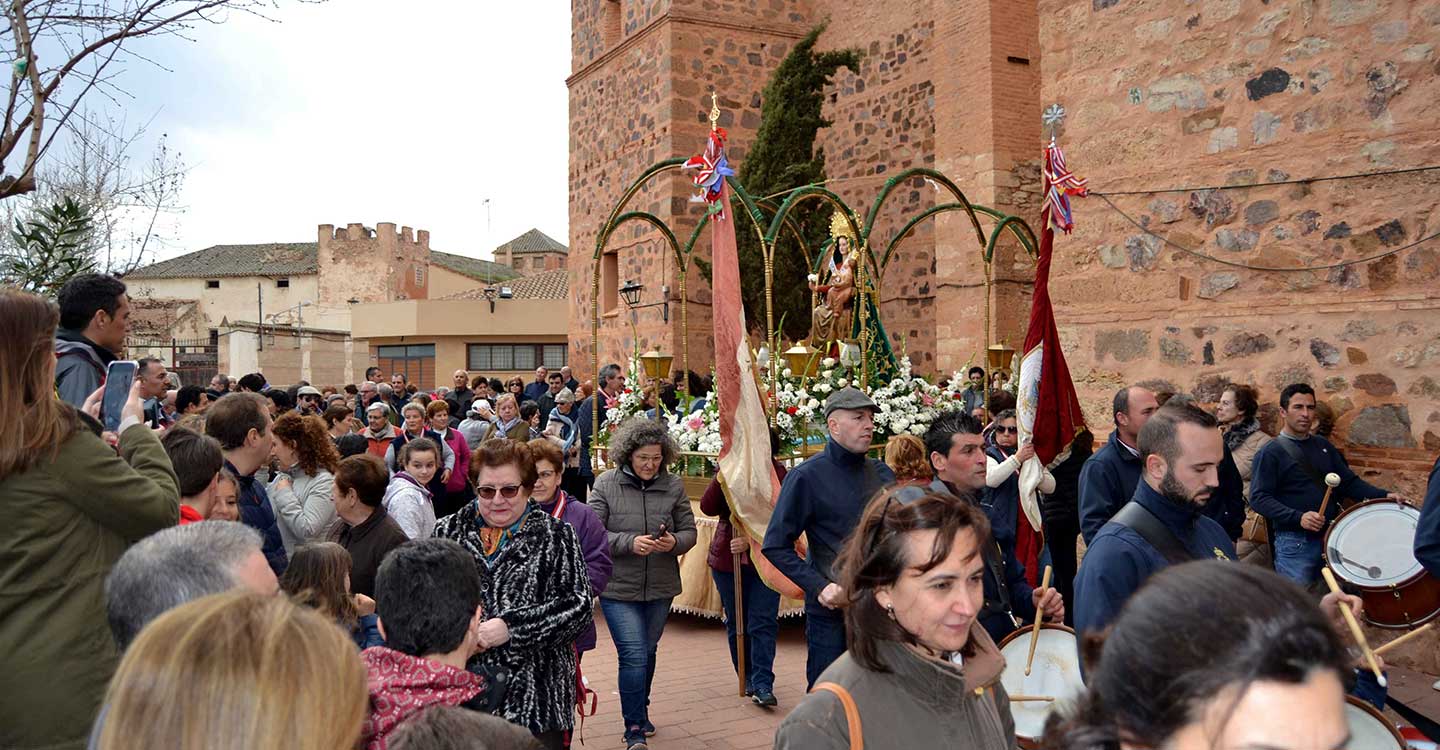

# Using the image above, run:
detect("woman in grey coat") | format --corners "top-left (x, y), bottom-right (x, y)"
top-left (268, 412), bottom-right (341, 555)
top-left (588, 417), bottom-right (696, 750)
top-left (774, 491), bottom-right (1016, 750)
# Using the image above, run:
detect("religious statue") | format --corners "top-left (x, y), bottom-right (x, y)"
top-left (808, 211), bottom-right (861, 346)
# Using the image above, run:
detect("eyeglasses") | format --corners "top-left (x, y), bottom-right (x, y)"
top-left (476, 484), bottom-right (524, 499)
top-left (996, 426), bottom-right (1018, 435)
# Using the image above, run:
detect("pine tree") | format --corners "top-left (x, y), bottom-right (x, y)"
top-left (732, 25), bottom-right (859, 341)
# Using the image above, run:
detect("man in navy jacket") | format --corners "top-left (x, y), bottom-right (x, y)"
top-left (1078, 385), bottom-right (1158, 544)
top-left (1250, 384), bottom-right (1400, 586)
top-left (763, 387), bottom-right (894, 688)
top-left (1074, 402), bottom-right (1233, 635)
top-left (908, 411), bottom-right (1063, 644)
top-left (1415, 455), bottom-right (1440, 578)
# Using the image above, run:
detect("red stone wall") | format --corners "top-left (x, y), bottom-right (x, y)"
top-left (1039, 0), bottom-right (1440, 492)
top-left (569, 0), bottom-right (1048, 381)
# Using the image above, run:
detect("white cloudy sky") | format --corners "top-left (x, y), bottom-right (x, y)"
top-left (77, 1), bottom-right (572, 262)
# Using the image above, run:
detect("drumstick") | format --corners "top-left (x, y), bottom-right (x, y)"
top-left (1024, 565), bottom-right (1054, 676)
top-left (1008, 695), bottom-right (1055, 702)
top-left (1321, 568), bottom-right (1387, 687)
top-left (1375, 621), bottom-right (1438, 657)
top-left (1318, 473), bottom-right (1342, 518)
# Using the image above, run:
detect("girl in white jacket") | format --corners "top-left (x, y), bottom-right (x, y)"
top-left (383, 437), bottom-right (440, 539)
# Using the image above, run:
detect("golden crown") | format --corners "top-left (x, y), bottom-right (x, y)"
top-left (829, 210), bottom-right (856, 242)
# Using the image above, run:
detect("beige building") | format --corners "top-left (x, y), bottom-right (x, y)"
top-left (350, 269), bottom-right (571, 387)
top-left (122, 222), bottom-right (536, 387)
top-left (495, 228), bottom-right (568, 276)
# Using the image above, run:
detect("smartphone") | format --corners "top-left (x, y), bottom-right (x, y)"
top-left (101, 360), bottom-right (138, 432)
top-left (652, 521), bottom-right (668, 540)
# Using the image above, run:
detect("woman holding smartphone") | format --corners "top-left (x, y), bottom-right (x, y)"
top-left (587, 417), bottom-right (696, 750)
top-left (0, 289), bottom-right (179, 750)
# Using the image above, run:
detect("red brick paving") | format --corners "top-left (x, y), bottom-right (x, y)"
top-left (575, 612), bottom-right (807, 750)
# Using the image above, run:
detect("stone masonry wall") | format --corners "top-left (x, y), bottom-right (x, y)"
top-left (1040, 0), bottom-right (1439, 482)
top-left (316, 222), bottom-right (431, 308)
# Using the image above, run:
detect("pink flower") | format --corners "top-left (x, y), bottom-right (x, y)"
top-left (686, 415), bottom-right (704, 431)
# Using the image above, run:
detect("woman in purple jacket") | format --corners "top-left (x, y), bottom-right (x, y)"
top-left (528, 439), bottom-right (613, 659)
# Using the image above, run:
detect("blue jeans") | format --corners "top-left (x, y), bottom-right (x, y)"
top-left (600, 597), bottom-right (672, 729)
top-left (804, 605), bottom-right (847, 689)
top-left (1272, 529), bottom-right (1324, 586)
top-left (711, 566), bottom-right (780, 694)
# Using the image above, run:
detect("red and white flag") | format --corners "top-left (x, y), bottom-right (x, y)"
top-left (1016, 140), bottom-right (1089, 529)
top-left (707, 181), bottom-right (802, 599)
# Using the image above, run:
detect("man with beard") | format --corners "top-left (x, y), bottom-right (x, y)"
top-left (1073, 402), bottom-right (1233, 635)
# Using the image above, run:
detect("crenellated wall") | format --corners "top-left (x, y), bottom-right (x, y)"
top-left (316, 222), bottom-right (432, 309)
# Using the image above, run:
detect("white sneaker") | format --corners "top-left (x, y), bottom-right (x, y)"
top-left (1431, 678), bottom-right (1440, 691)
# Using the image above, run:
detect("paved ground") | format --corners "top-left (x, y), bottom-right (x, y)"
top-left (575, 609), bottom-right (1440, 749)
top-left (577, 613), bottom-right (807, 750)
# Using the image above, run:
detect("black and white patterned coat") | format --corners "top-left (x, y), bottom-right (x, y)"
top-left (433, 501), bottom-right (593, 733)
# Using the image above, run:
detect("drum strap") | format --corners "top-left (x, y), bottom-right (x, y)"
top-left (1273, 435), bottom-right (1328, 492)
top-left (1386, 695), bottom-right (1440, 742)
top-left (1111, 502), bottom-right (1193, 566)
top-left (812, 682), bottom-right (863, 750)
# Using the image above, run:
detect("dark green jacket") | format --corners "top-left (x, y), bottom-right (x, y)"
top-left (775, 629), bottom-right (1016, 750)
top-left (0, 418), bottom-right (179, 749)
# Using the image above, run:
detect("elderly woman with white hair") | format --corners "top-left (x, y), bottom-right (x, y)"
top-left (588, 417), bottom-right (696, 749)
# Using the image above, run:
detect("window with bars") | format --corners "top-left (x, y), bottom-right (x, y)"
top-left (467, 344), bottom-right (567, 372)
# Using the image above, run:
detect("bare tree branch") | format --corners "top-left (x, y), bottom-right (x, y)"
top-left (0, 0), bottom-right (301, 201)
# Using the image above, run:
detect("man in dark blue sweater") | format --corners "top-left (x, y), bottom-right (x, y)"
top-left (1078, 385), bottom-right (1158, 543)
top-left (1250, 384), bottom-right (1401, 586)
top-left (1074, 402), bottom-right (1233, 635)
top-left (206, 392), bottom-right (288, 576)
top-left (1414, 455), bottom-right (1440, 578)
top-left (763, 387), bottom-right (894, 688)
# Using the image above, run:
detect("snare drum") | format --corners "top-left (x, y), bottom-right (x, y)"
top-left (1345, 695), bottom-right (1405, 749)
top-left (997, 624), bottom-right (1085, 748)
top-left (1325, 500), bottom-right (1440, 629)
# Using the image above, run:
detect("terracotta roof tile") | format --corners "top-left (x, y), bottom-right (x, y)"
top-left (441, 268), bottom-right (569, 301)
top-left (496, 228), bottom-right (567, 255)
top-left (428, 250), bottom-right (520, 282)
top-left (124, 243), bottom-right (318, 279)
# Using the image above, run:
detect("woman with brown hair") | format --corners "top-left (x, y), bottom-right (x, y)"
top-left (331, 454), bottom-right (410, 597)
top-left (774, 490), bottom-right (1016, 749)
top-left (0, 288), bottom-right (179, 750)
top-left (323, 403), bottom-right (354, 440)
top-left (280, 541), bottom-right (384, 649)
top-left (433, 439), bottom-right (593, 750)
top-left (269, 412), bottom-right (342, 555)
top-left (96, 590), bottom-right (367, 750)
top-left (884, 433), bottom-right (933, 488)
top-left (505, 376), bottom-right (526, 400)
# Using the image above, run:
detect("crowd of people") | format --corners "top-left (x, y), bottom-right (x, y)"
top-left (5, 272), bottom-right (1440, 750)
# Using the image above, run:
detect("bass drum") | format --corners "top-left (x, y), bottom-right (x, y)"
top-left (1324, 500), bottom-right (1440, 629)
top-left (997, 624), bottom-right (1086, 749)
top-left (1345, 695), bottom-right (1405, 749)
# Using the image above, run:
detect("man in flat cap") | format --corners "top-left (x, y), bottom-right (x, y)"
top-left (763, 386), bottom-right (895, 688)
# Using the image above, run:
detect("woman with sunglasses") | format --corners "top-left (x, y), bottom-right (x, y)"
top-left (985, 409), bottom-right (1055, 588)
top-left (775, 490), bottom-right (1016, 749)
top-left (432, 439), bottom-right (593, 750)
top-left (588, 418), bottom-right (696, 750)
